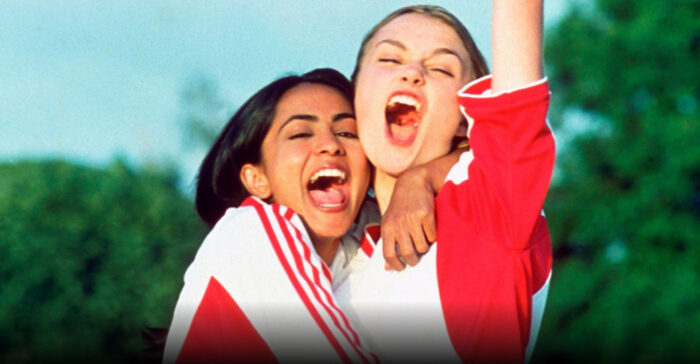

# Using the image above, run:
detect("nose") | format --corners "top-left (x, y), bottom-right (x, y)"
top-left (400, 64), bottom-right (425, 86)
top-left (316, 129), bottom-right (345, 156)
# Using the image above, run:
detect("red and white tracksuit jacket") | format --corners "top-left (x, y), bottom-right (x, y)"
top-left (336, 75), bottom-right (555, 363)
top-left (162, 197), bottom-right (379, 363)
top-left (163, 75), bottom-right (554, 363)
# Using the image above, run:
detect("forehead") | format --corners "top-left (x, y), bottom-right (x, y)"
top-left (370, 13), bottom-right (469, 59)
top-left (275, 83), bottom-right (351, 117)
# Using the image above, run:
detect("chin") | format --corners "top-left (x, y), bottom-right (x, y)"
top-left (310, 221), bottom-right (352, 241)
top-left (373, 150), bottom-right (416, 177)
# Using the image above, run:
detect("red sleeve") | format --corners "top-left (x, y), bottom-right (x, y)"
top-left (452, 76), bottom-right (554, 250)
top-left (436, 76), bottom-right (554, 362)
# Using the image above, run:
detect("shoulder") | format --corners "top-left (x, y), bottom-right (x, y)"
top-left (205, 197), bottom-right (310, 257)
top-left (184, 202), bottom-right (270, 280)
top-left (205, 204), bottom-right (265, 248)
top-left (458, 75), bottom-right (550, 119)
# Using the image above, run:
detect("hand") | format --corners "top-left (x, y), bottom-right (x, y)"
top-left (381, 166), bottom-right (437, 271)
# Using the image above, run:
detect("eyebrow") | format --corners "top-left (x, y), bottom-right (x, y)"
top-left (333, 112), bottom-right (355, 122)
top-left (431, 47), bottom-right (462, 60)
top-left (278, 112), bottom-right (355, 134)
top-left (375, 39), bottom-right (462, 60)
top-left (375, 39), bottom-right (406, 51)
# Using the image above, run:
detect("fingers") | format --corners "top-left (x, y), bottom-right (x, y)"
top-left (383, 226), bottom-right (431, 270)
top-left (398, 236), bottom-right (420, 267)
top-left (380, 185), bottom-right (437, 270)
top-left (422, 214), bottom-right (437, 244)
top-left (382, 230), bottom-right (405, 271)
top-left (402, 221), bottom-right (428, 265)
top-left (382, 210), bottom-right (437, 270)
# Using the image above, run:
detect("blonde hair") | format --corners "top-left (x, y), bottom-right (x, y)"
top-left (350, 5), bottom-right (489, 84)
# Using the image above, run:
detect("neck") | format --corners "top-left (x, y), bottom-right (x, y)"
top-left (373, 168), bottom-right (398, 215)
top-left (309, 233), bottom-right (341, 266)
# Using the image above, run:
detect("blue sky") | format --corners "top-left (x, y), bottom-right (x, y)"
top-left (0, 1), bottom-right (569, 192)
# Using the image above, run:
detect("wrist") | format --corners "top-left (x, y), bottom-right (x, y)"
top-left (404, 164), bottom-right (438, 195)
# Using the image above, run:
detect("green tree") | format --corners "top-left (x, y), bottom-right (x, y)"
top-left (0, 159), bottom-right (206, 363)
top-left (535, 0), bottom-right (700, 362)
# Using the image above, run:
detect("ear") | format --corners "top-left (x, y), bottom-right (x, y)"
top-left (240, 163), bottom-right (272, 200)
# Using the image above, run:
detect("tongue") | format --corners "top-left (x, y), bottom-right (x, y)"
top-left (393, 110), bottom-right (420, 126)
top-left (309, 188), bottom-right (345, 205)
top-left (389, 124), bottom-right (416, 141)
top-left (388, 111), bottom-right (419, 141)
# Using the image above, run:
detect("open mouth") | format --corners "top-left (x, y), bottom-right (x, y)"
top-left (385, 93), bottom-right (422, 145)
top-left (306, 168), bottom-right (348, 211)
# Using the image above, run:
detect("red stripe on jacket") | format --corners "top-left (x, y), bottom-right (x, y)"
top-left (271, 204), bottom-right (371, 364)
top-left (249, 200), bottom-right (353, 363)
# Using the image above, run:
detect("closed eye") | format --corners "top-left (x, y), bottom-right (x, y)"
top-left (378, 58), bottom-right (401, 64)
top-left (289, 132), bottom-right (312, 140)
top-left (431, 68), bottom-right (454, 77)
top-left (336, 131), bottom-right (358, 139)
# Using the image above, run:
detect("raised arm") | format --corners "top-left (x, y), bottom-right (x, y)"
top-left (455, 0), bottom-right (549, 250)
top-left (436, 1), bottom-right (552, 361)
top-left (491, 0), bottom-right (544, 92)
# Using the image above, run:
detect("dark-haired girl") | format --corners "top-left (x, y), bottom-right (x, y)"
top-left (162, 69), bottom-right (377, 363)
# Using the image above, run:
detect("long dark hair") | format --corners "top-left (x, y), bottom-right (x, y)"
top-left (195, 68), bottom-right (354, 227)
top-left (142, 69), bottom-right (354, 360)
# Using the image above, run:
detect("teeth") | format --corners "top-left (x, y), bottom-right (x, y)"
top-left (388, 94), bottom-right (421, 112)
top-left (309, 169), bottom-right (346, 185)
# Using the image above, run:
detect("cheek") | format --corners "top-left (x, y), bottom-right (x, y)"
top-left (347, 145), bottom-right (371, 194)
top-left (353, 149), bottom-right (371, 179)
top-left (356, 114), bottom-right (374, 137)
top-left (433, 83), bottom-right (463, 127)
top-left (434, 110), bottom-right (462, 144)
top-left (355, 67), bottom-right (386, 117)
top-left (354, 87), bottom-right (373, 122)
top-left (357, 121), bottom-right (381, 161)
top-left (356, 97), bottom-right (383, 151)
top-left (423, 90), bottom-right (463, 152)
top-left (268, 146), bottom-right (305, 187)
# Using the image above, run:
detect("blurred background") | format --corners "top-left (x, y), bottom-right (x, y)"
top-left (1, 0), bottom-right (698, 362)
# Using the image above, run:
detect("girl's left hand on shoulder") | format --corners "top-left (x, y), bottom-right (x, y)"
top-left (381, 166), bottom-right (437, 271)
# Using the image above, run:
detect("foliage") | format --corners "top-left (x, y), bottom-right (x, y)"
top-left (535, 0), bottom-right (700, 362)
top-left (0, 159), bottom-right (206, 363)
